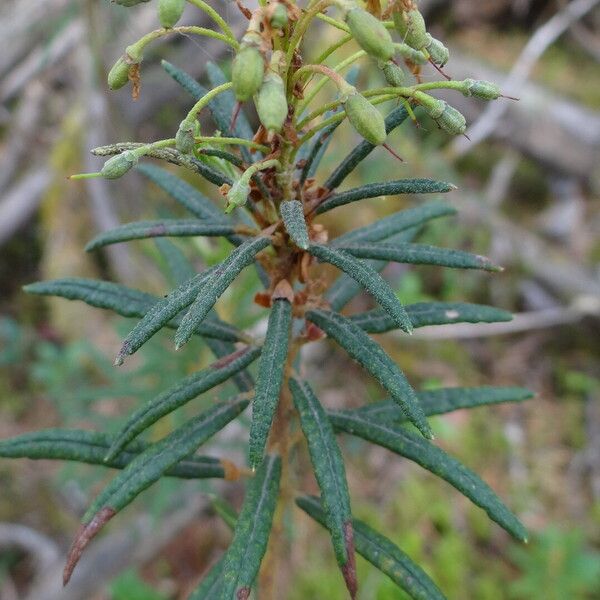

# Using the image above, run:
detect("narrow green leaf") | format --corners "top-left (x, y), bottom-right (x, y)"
top-left (116, 268), bottom-right (217, 365)
top-left (309, 244), bottom-right (413, 334)
top-left (155, 238), bottom-right (195, 286)
top-left (326, 228), bottom-right (420, 312)
top-left (337, 242), bottom-right (501, 272)
top-left (136, 163), bottom-right (224, 221)
top-left (106, 346), bottom-right (261, 461)
top-left (211, 497), bottom-right (238, 531)
top-left (328, 411), bottom-right (528, 541)
top-left (297, 496), bottom-right (446, 600)
top-left (350, 302), bottom-right (513, 334)
top-left (344, 386), bottom-right (535, 423)
top-left (248, 299), bottom-right (292, 469)
top-left (290, 379), bottom-right (356, 597)
top-left (175, 236), bottom-right (271, 349)
top-left (221, 455), bottom-right (281, 599)
top-left (206, 338), bottom-right (255, 393)
top-left (281, 201), bottom-right (310, 250)
top-left (85, 220), bottom-right (238, 251)
top-left (324, 106), bottom-right (409, 191)
top-left (63, 398), bottom-right (248, 585)
top-left (306, 309), bottom-right (432, 440)
top-left (189, 557), bottom-right (226, 600)
top-left (161, 59), bottom-right (206, 102)
top-left (0, 429), bottom-right (225, 479)
top-left (332, 201), bottom-right (456, 247)
top-left (317, 179), bottom-right (455, 214)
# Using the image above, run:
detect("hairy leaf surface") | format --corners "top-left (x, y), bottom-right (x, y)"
top-left (309, 244), bottom-right (412, 334)
top-left (106, 347), bottom-right (261, 460)
top-left (281, 201), bottom-right (310, 249)
top-left (248, 299), bottom-right (292, 469)
top-left (189, 557), bottom-right (226, 599)
top-left (0, 429), bottom-right (225, 479)
top-left (329, 411), bottom-right (527, 541)
top-left (317, 179), bottom-right (455, 214)
top-left (306, 309), bottom-right (432, 439)
top-left (290, 379), bottom-right (355, 595)
top-left (297, 496), bottom-right (446, 600)
top-left (221, 455), bottom-right (281, 599)
top-left (175, 236), bottom-right (271, 348)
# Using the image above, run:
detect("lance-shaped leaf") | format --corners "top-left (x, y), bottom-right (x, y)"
top-left (350, 302), bottom-right (513, 334)
top-left (324, 106), bottom-right (409, 191)
top-left (326, 228), bottom-right (420, 312)
top-left (328, 411), bottom-right (527, 541)
top-left (336, 242), bottom-right (501, 272)
top-left (63, 397), bottom-right (248, 585)
top-left (332, 201), bottom-right (456, 247)
top-left (189, 557), bottom-right (226, 599)
top-left (281, 201), bottom-right (309, 250)
top-left (136, 163), bottom-right (224, 221)
top-left (309, 244), bottom-right (412, 334)
top-left (290, 379), bottom-right (357, 598)
top-left (343, 386), bottom-right (535, 423)
top-left (175, 236), bottom-right (272, 349)
top-left (24, 278), bottom-right (244, 343)
top-left (297, 496), bottom-right (446, 600)
top-left (85, 220), bottom-right (238, 251)
top-left (248, 298), bottom-right (292, 470)
top-left (306, 309), bottom-right (432, 440)
top-left (206, 338), bottom-right (255, 393)
top-left (105, 346), bottom-right (261, 461)
top-left (220, 455), bottom-right (281, 599)
top-left (0, 429), bottom-right (226, 479)
top-left (115, 268), bottom-right (217, 365)
top-left (317, 179), bottom-right (455, 214)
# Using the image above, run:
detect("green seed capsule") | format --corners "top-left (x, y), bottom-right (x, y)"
top-left (107, 56), bottom-right (130, 90)
top-left (437, 103), bottom-right (466, 135)
top-left (100, 151), bottom-right (139, 179)
top-left (158, 0), bottom-right (185, 28)
top-left (225, 178), bottom-right (251, 213)
top-left (425, 35), bottom-right (449, 67)
top-left (393, 9), bottom-right (428, 50)
top-left (343, 91), bottom-right (387, 146)
top-left (270, 4), bottom-right (288, 29)
top-left (232, 44), bottom-right (265, 102)
top-left (346, 8), bottom-right (395, 62)
top-left (414, 91), bottom-right (445, 119)
top-left (176, 118), bottom-right (196, 154)
top-left (380, 60), bottom-right (405, 87)
top-left (256, 71), bottom-right (287, 133)
top-left (463, 79), bottom-right (501, 100)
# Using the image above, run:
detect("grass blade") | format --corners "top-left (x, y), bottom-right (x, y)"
top-left (85, 220), bottom-right (237, 251)
top-left (324, 106), bottom-right (409, 191)
top-left (281, 201), bottom-right (310, 249)
top-left (309, 244), bottom-right (413, 334)
top-left (105, 346), bottom-right (261, 461)
top-left (175, 236), bottom-right (271, 349)
top-left (24, 278), bottom-right (244, 344)
top-left (337, 242), bottom-right (501, 272)
top-left (297, 496), bottom-right (446, 600)
top-left (350, 302), bottom-right (513, 334)
top-left (248, 298), bottom-right (292, 470)
top-left (332, 201), bottom-right (456, 247)
top-left (306, 309), bottom-right (432, 440)
top-left (64, 397), bottom-right (248, 585)
top-left (0, 429), bottom-right (226, 479)
top-left (317, 179), bottom-right (455, 214)
top-left (290, 379), bottom-right (356, 598)
top-left (343, 386), bottom-right (535, 423)
top-left (328, 411), bottom-right (528, 542)
top-left (221, 455), bottom-right (281, 599)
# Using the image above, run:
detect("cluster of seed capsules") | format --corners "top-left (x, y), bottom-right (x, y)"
top-left (100, 0), bottom-right (505, 184)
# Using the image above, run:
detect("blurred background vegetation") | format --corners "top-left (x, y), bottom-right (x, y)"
top-left (0, 0), bottom-right (599, 598)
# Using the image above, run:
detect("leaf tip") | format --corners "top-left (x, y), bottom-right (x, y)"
top-left (63, 507), bottom-right (116, 586)
top-left (341, 521), bottom-right (358, 599)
